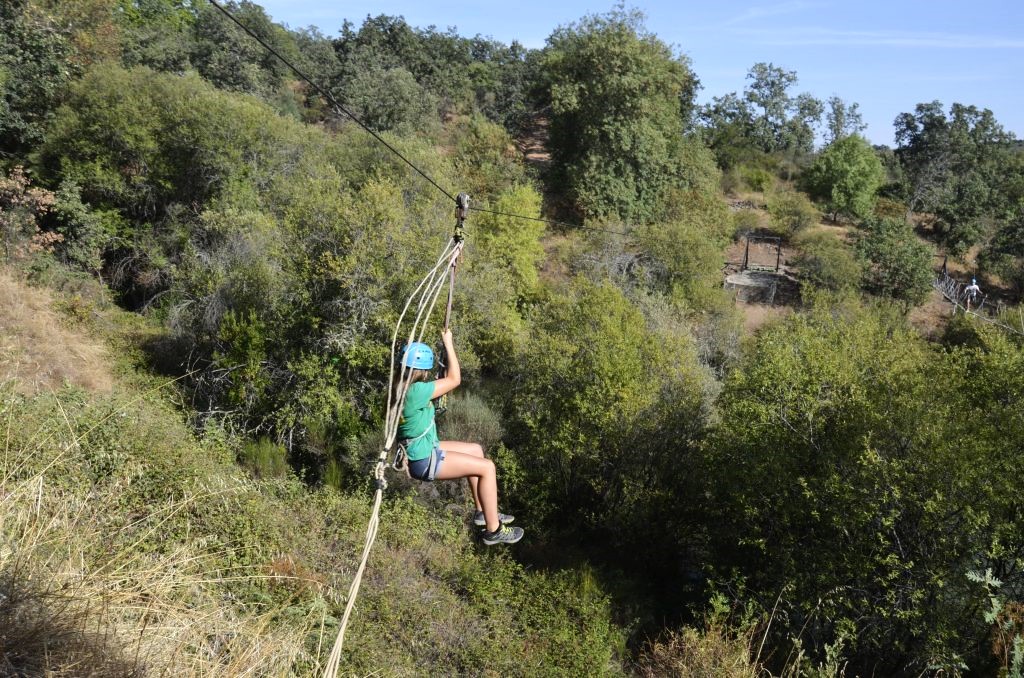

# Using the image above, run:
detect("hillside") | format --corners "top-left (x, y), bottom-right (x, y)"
top-left (3, 1), bottom-right (1024, 675)
top-left (0, 268), bottom-right (639, 675)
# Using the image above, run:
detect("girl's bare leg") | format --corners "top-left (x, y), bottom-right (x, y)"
top-left (440, 441), bottom-right (485, 511)
top-left (433, 449), bottom-right (500, 532)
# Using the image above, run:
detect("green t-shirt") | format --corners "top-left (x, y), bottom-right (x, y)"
top-left (399, 381), bottom-right (439, 461)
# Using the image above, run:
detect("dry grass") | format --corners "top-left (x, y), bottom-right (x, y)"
top-left (638, 622), bottom-right (762, 678)
top-left (0, 387), bottom-right (323, 676)
top-left (0, 269), bottom-right (112, 394)
top-left (738, 303), bottom-right (792, 335)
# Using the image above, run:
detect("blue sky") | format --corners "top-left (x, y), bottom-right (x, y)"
top-left (255, 0), bottom-right (1024, 146)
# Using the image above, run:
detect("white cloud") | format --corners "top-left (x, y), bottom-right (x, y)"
top-left (735, 27), bottom-right (1024, 49)
top-left (724, 1), bottom-right (827, 26)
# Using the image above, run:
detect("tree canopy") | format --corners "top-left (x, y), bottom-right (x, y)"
top-left (802, 134), bottom-right (885, 222)
top-left (541, 8), bottom-right (704, 223)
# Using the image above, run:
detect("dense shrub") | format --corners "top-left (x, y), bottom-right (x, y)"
top-left (703, 299), bottom-right (1024, 673)
top-left (792, 229), bottom-right (862, 291)
top-left (855, 216), bottom-right (934, 306)
top-left (739, 165), bottom-right (774, 193)
top-left (766, 189), bottom-right (819, 236)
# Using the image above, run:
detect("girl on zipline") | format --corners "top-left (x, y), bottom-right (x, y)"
top-left (397, 328), bottom-right (523, 545)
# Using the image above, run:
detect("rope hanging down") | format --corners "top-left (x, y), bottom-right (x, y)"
top-left (322, 196), bottom-right (468, 677)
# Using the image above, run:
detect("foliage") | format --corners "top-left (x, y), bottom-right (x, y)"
top-left (699, 63), bottom-right (823, 167)
top-left (968, 569), bottom-right (1024, 678)
top-left (979, 153), bottom-right (1024, 296)
top-left (240, 436), bottom-right (289, 478)
top-left (739, 165), bottom-right (774, 193)
top-left (0, 2), bottom-right (76, 158)
top-left (541, 8), bottom-right (703, 222)
top-left (766, 189), bottom-right (819, 236)
top-left (189, 0), bottom-right (299, 98)
top-left (700, 93), bottom-right (761, 170)
top-left (505, 276), bottom-right (714, 586)
top-left (470, 182), bottom-right (544, 300)
top-left (635, 188), bottom-right (733, 309)
top-left (894, 101), bottom-right (1016, 255)
top-left (980, 204), bottom-right (1024, 294)
top-left (704, 299), bottom-right (1024, 673)
top-left (333, 14), bottom-right (539, 132)
top-left (638, 623), bottom-right (760, 677)
top-left (450, 114), bottom-right (528, 200)
top-left (855, 216), bottom-right (934, 306)
top-left (824, 95), bottom-right (866, 144)
top-left (802, 134), bottom-right (885, 222)
top-left (0, 165), bottom-right (59, 262)
top-left (49, 179), bottom-right (112, 274)
top-left (792, 229), bottom-right (862, 292)
top-left (35, 0), bottom-right (123, 66)
top-left (342, 63), bottom-right (439, 135)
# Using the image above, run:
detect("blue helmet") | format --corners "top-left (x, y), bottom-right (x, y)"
top-left (402, 342), bottom-right (434, 369)
top-left (972, 278), bottom-right (977, 285)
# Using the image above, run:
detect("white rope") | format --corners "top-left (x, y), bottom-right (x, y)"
top-left (322, 239), bottom-right (463, 678)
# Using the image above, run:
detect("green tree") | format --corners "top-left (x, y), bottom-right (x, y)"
top-left (744, 62), bottom-right (797, 151)
top-left (697, 93), bottom-right (758, 170)
top-left (471, 183), bottom-right (544, 299)
top-left (189, 0), bottom-right (298, 97)
top-left (825, 95), bottom-right (866, 144)
top-left (342, 64), bottom-right (439, 135)
top-left (979, 201), bottom-right (1024, 294)
top-left (744, 62), bottom-right (821, 155)
top-left (856, 216), bottom-right (934, 306)
top-left (0, 2), bottom-right (75, 158)
top-left (635, 187), bottom-right (732, 309)
top-left (802, 134), bottom-right (885, 222)
top-left (505, 277), bottom-right (713, 593)
top-left (541, 8), bottom-right (701, 222)
top-left (894, 101), bottom-right (1015, 254)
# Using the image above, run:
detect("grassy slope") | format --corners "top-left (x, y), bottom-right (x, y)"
top-left (0, 265), bottom-right (626, 676)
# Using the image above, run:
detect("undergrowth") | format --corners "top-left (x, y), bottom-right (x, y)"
top-left (0, 268), bottom-right (768, 675)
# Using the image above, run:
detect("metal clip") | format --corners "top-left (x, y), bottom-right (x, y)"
top-left (454, 193), bottom-right (470, 242)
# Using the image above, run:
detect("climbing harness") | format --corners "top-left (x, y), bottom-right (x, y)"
top-left (391, 419), bottom-right (436, 477)
top-left (322, 196), bottom-right (469, 677)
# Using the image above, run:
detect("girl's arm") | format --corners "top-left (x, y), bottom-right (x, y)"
top-left (431, 329), bottom-right (461, 399)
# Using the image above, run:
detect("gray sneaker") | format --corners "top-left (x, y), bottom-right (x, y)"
top-left (481, 524), bottom-right (524, 546)
top-left (473, 510), bottom-right (515, 527)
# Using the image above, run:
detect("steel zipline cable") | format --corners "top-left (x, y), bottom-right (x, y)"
top-left (206, 0), bottom-right (457, 203)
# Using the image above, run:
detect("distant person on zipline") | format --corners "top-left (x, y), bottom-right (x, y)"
top-left (397, 328), bottom-right (523, 546)
top-left (965, 278), bottom-right (981, 310)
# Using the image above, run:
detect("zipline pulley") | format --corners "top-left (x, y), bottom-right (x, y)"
top-left (454, 192), bottom-right (470, 243)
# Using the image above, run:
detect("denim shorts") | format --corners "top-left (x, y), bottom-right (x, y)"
top-left (407, 446), bottom-right (445, 481)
